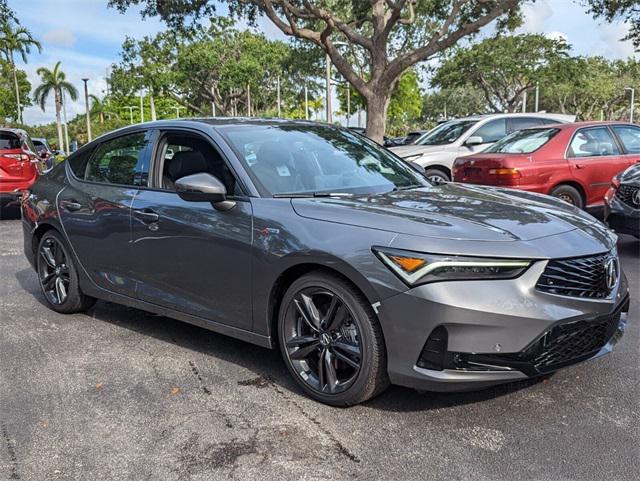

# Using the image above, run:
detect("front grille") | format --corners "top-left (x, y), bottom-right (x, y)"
top-left (536, 252), bottom-right (615, 299)
top-left (523, 314), bottom-right (620, 373)
top-left (616, 184), bottom-right (639, 209)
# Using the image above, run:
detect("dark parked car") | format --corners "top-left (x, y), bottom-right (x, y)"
top-left (22, 119), bottom-right (629, 406)
top-left (605, 163), bottom-right (640, 238)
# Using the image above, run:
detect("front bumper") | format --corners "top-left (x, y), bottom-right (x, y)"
top-left (605, 196), bottom-right (640, 238)
top-left (377, 260), bottom-right (630, 392)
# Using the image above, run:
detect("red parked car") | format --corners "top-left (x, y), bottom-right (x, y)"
top-left (0, 128), bottom-right (42, 208)
top-left (452, 121), bottom-right (640, 210)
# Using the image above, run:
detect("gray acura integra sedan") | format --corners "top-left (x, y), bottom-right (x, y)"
top-left (22, 119), bottom-right (630, 406)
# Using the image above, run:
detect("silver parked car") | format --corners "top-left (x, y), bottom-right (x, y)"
top-left (22, 119), bottom-right (629, 406)
top-left (391, 113), bottom-right (575, 183)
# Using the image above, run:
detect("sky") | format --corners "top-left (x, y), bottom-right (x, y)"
top-left (6, 0), bottom-right (638, 126)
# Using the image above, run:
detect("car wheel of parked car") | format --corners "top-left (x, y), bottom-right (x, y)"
top-left (278, 271), bottom-right (389, 406)
top-left (550, 185), bottom-right (584, 209)
top-left (37, 231), bottom-right (96, 314)
top-left (424, 168), bottom-right (450, 185)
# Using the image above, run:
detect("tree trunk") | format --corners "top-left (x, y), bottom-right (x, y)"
top-left (149, 93), bottom-right (157, 121)
top-left (365, 90), bottom-right (391, 143)
top-left (54, 89), bottom-right (65, 153)
top-left (10, 52), bottom-right (22, 124)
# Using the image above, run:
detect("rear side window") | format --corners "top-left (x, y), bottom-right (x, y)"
top-left (473, 119), bottom-right (506, 143)
top-left (83, 132), bottom-right (151, 186)
top-left (508, 117), bottom-right (543, 133)
top-left (569, 127), bottom-right (621, 158)
top-left (486, 128), bottom-right (559, 154)
top-left (0, 132), bottom-right (21, 150)
top-left (612, 125), bottom-right (640, 154)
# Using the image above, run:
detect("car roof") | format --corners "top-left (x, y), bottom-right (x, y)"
top-left (0, 127), bottom-right (27, 137)
top-left (452, 112), bottom-right (575, 122)
top-left (528, 120), bottom-right (636, 130)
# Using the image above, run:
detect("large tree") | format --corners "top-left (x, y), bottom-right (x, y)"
top-left (432, 34), bottom-right (569, 112)
top-left (33, 62), bottom-right (78, 154)
top-left (0, 21), bottom-right (41, 124)
top-left (108, 0), bottom-right (524, 142)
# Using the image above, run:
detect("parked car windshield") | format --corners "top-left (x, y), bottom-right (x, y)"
top-left (486, 128), bottom-right (559, 154)
top-left (415, 120), bottom-right (478, 146)
top-left (219, 124), bottom-right (429, 196)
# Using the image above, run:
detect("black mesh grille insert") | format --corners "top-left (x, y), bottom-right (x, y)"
top-left (616, 184), bottom-right (639, 209)
top-left (536, 252), bottom-right (613, 299)
top-left (522, 315), bottom-right (620, 373)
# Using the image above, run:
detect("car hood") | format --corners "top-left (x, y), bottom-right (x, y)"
top-left (291, 183), bottom-right (612, 243)
top-left (390, 144), bottom-right (457, 158)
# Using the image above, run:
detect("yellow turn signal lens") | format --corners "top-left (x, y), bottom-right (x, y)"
top-left (488, 168), bottom-right (521, 178)
top-left (389, 255), bottom-right (426, 273)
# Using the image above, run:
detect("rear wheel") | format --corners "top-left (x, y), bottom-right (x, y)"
top-left (37, 231), bottom-right (96, 313)
top-left (550, 184), bottom-right (584, 209)
top-left (278, 272), bottom-right (389, 406)
top-left (424, 168), bottom-right (450, 185)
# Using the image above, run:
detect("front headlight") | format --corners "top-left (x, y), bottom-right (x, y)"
top-left (373, 247), bottom-right (531, 286)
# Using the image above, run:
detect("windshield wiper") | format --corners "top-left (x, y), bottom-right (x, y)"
top-left (273, 192), bottom-right (354, 198)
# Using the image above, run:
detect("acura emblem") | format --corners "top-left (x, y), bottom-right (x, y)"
top-left (632, 188), bottom-right (640, 207)
top-left (604, 257), bottom-right (619, 291)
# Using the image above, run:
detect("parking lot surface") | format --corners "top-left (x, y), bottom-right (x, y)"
top-left (1, 208), bottom-right (638, 481)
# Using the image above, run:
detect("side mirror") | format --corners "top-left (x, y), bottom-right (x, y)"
top-left (408, 161), bottom-right (426, 174)
top-left (175, 172), bottom-right (235, 211)
top-left (465, 136), bottom-right (484, 146)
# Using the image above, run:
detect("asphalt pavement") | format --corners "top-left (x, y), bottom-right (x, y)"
top-left (1, 206), bottom-right (638, 481)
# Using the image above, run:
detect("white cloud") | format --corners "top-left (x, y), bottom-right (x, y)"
top-left (43, 28), bottom-right (76, 47)
top-left (596, 22), bottom-right (637, 59)
top-left (520, 0), bottom-right (553, 34)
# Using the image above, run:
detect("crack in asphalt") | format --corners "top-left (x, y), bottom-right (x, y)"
top-left (1, 423), bottom-right (20, 480)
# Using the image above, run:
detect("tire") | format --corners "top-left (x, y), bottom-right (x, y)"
top-left (424, 168), bottom-right (450, 185)
top-left (37, 230), bottom-right (96, 314)
top-left (550, 184), bottom-right (584, 209)
top-left (278, 271), bottom-right (389, 406)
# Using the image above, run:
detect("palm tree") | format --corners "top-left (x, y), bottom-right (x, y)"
top-left (33, 62), bottom-right (78, 153)
top-left (0, 21), bottom-right (41, 124)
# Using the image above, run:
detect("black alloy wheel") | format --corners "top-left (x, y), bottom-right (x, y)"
top-left (279, 272), bottom-right (388, 406)
top-left (37, 231), bottom-right (96, 313)
top-left (39, 236), bottom-right (70, 305)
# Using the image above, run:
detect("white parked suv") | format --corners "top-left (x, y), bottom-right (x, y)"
top-left (390, 113), bottom-right (575, 183)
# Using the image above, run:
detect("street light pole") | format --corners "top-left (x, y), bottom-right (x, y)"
top-left (304, 83), bottom-right (309, 120)
top-left (139, 89), bottom-right (144, 123)
top-left (522, 90), bottom-right (527, 113)
top-left (81, 78), bottom-right (92, 142)
top-left (124, 106), bottom-right (137, 124)
top-left (174, 106), bottom-right (184, 118)
top-left (325, 52), bottom-right (332, 123)
top-left (346, 84), bottom-right (350, 127)
top-left (625, 87), bottom-right (635, 123)
top-left (277, 75), bottom-right (282, 118)
top-left (62, 92), bottom-right (70, 155)
top-left (535, 82), bottom-right (540, 112)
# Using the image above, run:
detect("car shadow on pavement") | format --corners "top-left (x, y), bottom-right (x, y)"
top-left (617, 234), bottom-right (640, 257)
top-left (0, 205), bottom-right (21, 220)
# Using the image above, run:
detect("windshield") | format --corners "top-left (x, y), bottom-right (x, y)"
top-left (219, 124), bottom-right (429, 196)
top-left (486, 128), bottom-right (559, 154)
top-left (416, 120), bottom-right (478, 145)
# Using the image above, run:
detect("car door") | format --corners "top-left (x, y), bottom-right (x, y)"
top-left (611, 124), bottom-right (640, 167)
top-left (566, 125), bottom-right (627, 206)
top-left (59, 130), bottom-right (153, 296)
top-left (129, 129), bottom-right (253, 330)
top-left (463, 118), bottom-right (507, 153)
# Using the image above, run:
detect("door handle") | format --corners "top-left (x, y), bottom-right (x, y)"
top-left (60, 199), bottom-right (82, 212)
top-left (133, 209), bottom-right (159, 223)
top-left (575, 163), bottom-right (585, 169)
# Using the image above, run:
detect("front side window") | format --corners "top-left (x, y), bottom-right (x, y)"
top-left (416, 120), bottom-right (478, 145)
top-left (220, 125), bottom-right (429, 196)
top-left (486, 128), bottom-right (559, 154)
top-left (569, 127), bottom-right (621, 158)
top-left (612, 125), bottom-right (640, 154)
top-left (472, 119), bottom-right (507, 143)
top-left (83, 132), bottom-right (150, 186)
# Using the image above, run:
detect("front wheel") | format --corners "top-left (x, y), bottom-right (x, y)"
top-left (37, 230), bottom-right (96, 314)
top-left (278, 272), bottom-right (389, 406)
top-left (424, 168), bottom-right (450, 185)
